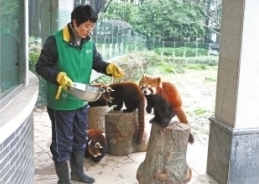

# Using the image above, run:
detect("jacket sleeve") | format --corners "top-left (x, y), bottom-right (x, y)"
top-left (35, 36), bottom-right (59, 84)
top-left (92, 43), bottom-right (110, 75)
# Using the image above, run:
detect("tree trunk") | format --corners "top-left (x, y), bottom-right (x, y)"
top-left (87, 106), bottom-right (109, 133)
top-left (105, 110), bottom-right (148, 156)
top-left (136, 121), bottom-right (192, 184)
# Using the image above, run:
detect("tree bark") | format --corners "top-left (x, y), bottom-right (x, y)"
top-left (136, 121), bottom-right (192, 184)
top-left (105, 110), bottom-right (148, 156)
top-left (87, 106), bottom-right (109, 133)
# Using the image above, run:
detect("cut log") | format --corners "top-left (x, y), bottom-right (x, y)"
top-left (87, 106), bottom-right (109, 133)
top-left (136, 121), bottom-right (192, 184)
top-left (105, 110), bottom-right (149, 156)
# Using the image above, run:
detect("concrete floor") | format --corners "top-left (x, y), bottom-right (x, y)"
top-left (34, 107), bottom-right (218, 184)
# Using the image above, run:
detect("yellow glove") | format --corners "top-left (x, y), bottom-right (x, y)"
top-left (56, 72), bottom-right (73, 90)
top-left (106, 63), bottom-right (125, 79)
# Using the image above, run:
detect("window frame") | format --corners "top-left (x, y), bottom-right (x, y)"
top-left (0, 0), bottom-right (28, 109)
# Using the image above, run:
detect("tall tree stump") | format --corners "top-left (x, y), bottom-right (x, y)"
top-left (105, 110), bottom-right (149, 156)
top-left (87, 106), bottom-right (109, 133)
top-left (136, 121), bottom-right (192, 184)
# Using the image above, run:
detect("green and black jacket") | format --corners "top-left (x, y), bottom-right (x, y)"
top-left (35, 24), bottom-right (109, 110)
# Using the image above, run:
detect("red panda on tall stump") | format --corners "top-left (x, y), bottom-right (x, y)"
top-left (89, 82), bottom-right (146, 144)
top-left (139, 74), bottom-right (194, 143)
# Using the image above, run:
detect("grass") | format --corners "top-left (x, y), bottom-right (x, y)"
top-left (194, 108), bottom-right (207, 115)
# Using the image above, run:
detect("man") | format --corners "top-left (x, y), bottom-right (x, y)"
top-left (35, 5), bottom-right (124, 184)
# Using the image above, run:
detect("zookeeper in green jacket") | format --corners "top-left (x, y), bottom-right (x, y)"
top-left (35, 5), bottom-right (124, 184)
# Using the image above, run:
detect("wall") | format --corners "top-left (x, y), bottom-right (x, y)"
top-left (0, 72), bottom-right (39, 184)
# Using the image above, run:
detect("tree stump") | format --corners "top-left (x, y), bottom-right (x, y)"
top-left (136, 121), bottom-right (192, 184)
top-left (87, 106), bottom-right (109, 133)
top-left (105, 110), bottom-right (149, 156)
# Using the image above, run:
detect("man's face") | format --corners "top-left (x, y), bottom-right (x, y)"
top-left (73, 19), bottom-right (95, 38)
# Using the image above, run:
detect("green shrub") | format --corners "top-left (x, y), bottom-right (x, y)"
top-left (29, 44), bottom-right (41, 65)
top-left (154, 47), bottom-right (209, 57)
top-left (185, 56), bottom-right (218, 66)
top-left (29, 52), bottom-right (40, 65)
top-left (92, 51), bottom-right (218, 83)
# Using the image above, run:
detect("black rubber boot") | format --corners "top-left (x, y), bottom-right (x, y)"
top-left (54, 161), bottom-right (73, 184)
top-left (70, 152), bottom-right (95, 183)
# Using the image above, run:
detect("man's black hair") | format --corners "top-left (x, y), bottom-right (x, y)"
top-left (71, 5), bottom-right (98, 26)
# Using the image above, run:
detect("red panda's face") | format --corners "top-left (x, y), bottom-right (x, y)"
top-left (139, 75), bottom-right (162, 95)
top-left (139, 83), bottom-right (157, 95)
top-left (88, 140), bottom-right (103, 158)
top-left (93, 84), bottom-right (114, 104)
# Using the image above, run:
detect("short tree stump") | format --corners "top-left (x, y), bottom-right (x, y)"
top-left (88, 106), bottom-right (109, 133)
top-left (105, 110), bottom-right (148, 156)
top-left (136, 121), bottom-right (192, 184)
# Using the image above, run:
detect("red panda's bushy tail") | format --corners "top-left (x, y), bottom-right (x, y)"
top-left (176, 108), bottom-right (195, 144)
top-left (176, 107), bottom-right (188, 124)
top-left (136, 97), bottom-right (145, 144)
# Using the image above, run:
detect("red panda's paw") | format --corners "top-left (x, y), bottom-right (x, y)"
top-left (113, 107), bottom-right (121, 111)
top-left (160, 113), bottom-right (175, 128)
top-left (146, 106), bottom-right (152, 114)
top-left (149, 117), bottom-right (156, 124)
top-left (149, 115), bottom-right (161, 124)
top-left (160, 120), bottom-right (170, 129)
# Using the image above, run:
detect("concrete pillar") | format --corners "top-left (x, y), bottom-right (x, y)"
top-left (207, 1), bottom-right (259, 184)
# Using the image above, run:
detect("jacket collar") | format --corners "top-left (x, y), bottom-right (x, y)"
top-left (62, 24), bottom-right (91, 47)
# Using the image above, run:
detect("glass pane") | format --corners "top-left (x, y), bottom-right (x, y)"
top-left (0, 0), bottom-right (21, 94)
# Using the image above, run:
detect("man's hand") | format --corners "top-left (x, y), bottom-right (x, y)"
top-left (106, 63), bottom-right (125, 79)
top-left (57, 72), bottom-right (73, 90)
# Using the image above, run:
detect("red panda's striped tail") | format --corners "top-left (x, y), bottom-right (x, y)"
top-left (136, 97), bottom-right (145, 144)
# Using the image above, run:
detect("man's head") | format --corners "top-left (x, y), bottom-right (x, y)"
top-left (71, 5), bottom-right (98, 38)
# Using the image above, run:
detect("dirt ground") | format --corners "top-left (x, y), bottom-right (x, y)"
top-left (160, 65), bottom-right (218, 145)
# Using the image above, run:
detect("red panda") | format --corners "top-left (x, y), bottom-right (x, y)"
top-left (144, 94), bottom-right (177, 128)
top-left (89, 82), bottom-right (146, 144)
top-left (88, 84), bottom-right (111, 107)
top-left (139, 74), bottom-right (194, 143)
top-left (84, 129), bottom-right (107, 162)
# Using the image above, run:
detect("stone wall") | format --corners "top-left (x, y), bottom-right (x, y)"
top-left (0, 114), bottom-right (34, 184)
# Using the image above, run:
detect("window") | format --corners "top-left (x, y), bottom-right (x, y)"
top-left (0, 0), bottom-right (26, 104)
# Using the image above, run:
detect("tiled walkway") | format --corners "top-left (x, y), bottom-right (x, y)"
top-left (33, 107), bottom-right (218, 184)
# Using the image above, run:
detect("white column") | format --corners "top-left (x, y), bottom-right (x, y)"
top-left (207, 1), bottom-right (259, 184)
top-left (215, 0), bottom-right (259, 129)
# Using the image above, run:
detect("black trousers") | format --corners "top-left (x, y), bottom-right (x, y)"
top-left (47, 105), bottom-right (88, 162)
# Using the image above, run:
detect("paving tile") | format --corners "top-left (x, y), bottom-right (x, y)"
top-left (187, 142), bottom-right (208, 164)
top-left (34, 143), bottom-right (44, 153)
top-left (189, 174), bottom-right (218, 184)
top-left (189, 160), bottom-right (207, 175)
top-left (84, 154), bottom-right (134, 174)
top-left (34, 130), bottom-right (51, 143)
top-left (37, 141), bottom-right (51, 152)
top-left (92, 170), bottom-right (139, 184)
top-left (84, 158), bottom-right (114, 174)
top-left (34, 152), bottom-right (55, 180)
top-left (127, 152), bottom-right (146, 162)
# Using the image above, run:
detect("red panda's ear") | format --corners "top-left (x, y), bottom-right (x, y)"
top-left (95, 142), bottom-right (103, 149)
top-left (156, 77), bottom-right (162, 87)
top-left (106, 87), bottom-right (115, 92)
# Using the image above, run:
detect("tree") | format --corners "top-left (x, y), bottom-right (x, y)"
top-left (100, 2), bottom-right (137, 24)
top-left (89, 0), bottom-right (112, 14)
top-left (132, 0), bottom-right (206, 42)
top-left (187, 0), bottom-right (222, 42)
